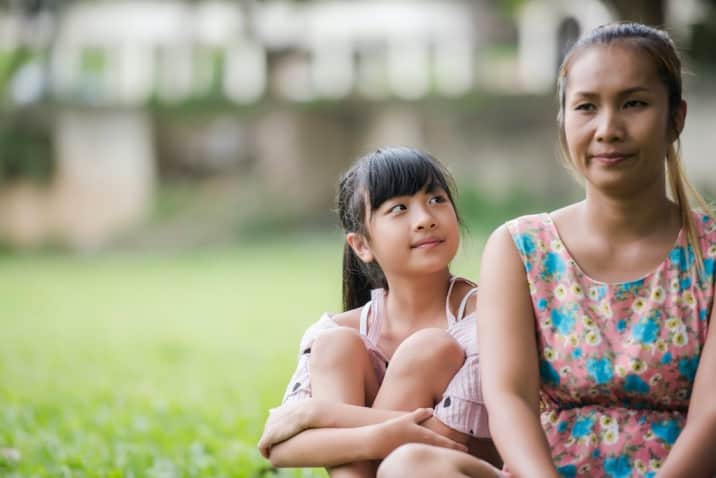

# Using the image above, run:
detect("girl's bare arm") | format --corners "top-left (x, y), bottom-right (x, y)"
top-left (266, 408), bottom-right (467, 468)
top-left (477, 226), bottom-right (559, 478)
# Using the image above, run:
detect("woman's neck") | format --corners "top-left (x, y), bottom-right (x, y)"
top-left (383, 269), bottom-right (451, 330)
top-left (582, 182), bottom-right (680, 243)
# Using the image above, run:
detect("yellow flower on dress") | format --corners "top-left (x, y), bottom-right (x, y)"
top-left (666, 318), bottom-right (681, 331)
top-left (656, 340), bottom-right (668, 353)
top-left (578, 464), bottom-right (591, 474)
top-left (551, 240), bottom-right (564, 252)
top-left (631, 359), bottom-right (647, 374)
top-left (670, 278), bottom-right (680, 292)
top-left (571, 284), bottom-right (584, 298)
top-left (650, 459), bottom-right (662, 471)
top-left (634, 460), bottom-right (647, 473)
top-left (616, 365), bottom-right (627, 377)
top-left (565, 436), bottom-right (576, 447)
top-left (555, 284), bottom-right (568, 301)
top-left (599, 415), bottom-right (614, 428)
top-left (568, 335), bottom-right (579, 347)
top-left (676, 388), bottom-right (689, 400)
top-left (582, 316), bottom-right (595, 328)
top-left (585, 330), bottom-right (602, 346)
top-left (599, 301), bottom-right (613, 318)
top-left (683, 291), bottom-right (696, 308)
top-left (708, 244), bottom-right (716, 257)
top-left (672, 332), bottom-right (688, 347)
top-left (544, 347), bottom-right (556, 361)
top-left (632, 297), bottom-right (647, 313)
top-left (649, 373), bottom-right (663, 386)
top-left (651, 286), bottom-right (665, 303)
top-left (538, 240), bottom-right (547, 252)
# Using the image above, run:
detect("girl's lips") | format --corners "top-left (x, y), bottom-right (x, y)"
top-left (411, 239), bottom-right (444, 249)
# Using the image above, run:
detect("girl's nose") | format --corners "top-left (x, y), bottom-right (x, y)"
top-left (415, 212), bottom-right (437, 230)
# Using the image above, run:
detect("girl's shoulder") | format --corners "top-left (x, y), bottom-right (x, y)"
top-left (449, 276), bottom-right (478, 318)
top-left (328, 307), bottom-right (363, 329)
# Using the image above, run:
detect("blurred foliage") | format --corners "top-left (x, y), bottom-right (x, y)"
top-left (0, 113), bottom-right (54, 184)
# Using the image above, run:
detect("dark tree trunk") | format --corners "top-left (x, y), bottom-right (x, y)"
top-left (605, 0), bottom-right (666, 27)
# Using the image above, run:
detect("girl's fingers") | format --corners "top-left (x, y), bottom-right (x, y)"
top-left (257, 437), bottom-right (270, 458)
top-left (410, 407), bottom-right (434, 423)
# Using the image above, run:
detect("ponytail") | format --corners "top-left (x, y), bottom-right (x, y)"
top-left (666, 141), bottom-right (713, 277)
top-left (342, 242), bottom-right (386, 311)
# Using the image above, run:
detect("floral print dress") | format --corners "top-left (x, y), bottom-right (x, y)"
top-left (506, 210), bottom-right (716, 478)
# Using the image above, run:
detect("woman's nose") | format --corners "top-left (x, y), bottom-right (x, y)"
top-left (595, 108), bottom-right (625, 142)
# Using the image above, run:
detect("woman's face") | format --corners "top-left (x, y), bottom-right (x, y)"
top-left (562, 43), bottom-right (683, 197)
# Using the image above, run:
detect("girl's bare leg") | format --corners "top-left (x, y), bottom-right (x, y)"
top-left (374, 329), bottom-right (502, 473)
top-left (310, 327), bottom-right (380, 478)
top-left (373, 328), bottom-right (465, 410)
top-left (377, 444), bottom-right (503, 478)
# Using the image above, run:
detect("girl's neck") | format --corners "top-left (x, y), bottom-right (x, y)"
top-left (383, 269), bottom-right (451, 329)
top-left (582, 181), bottom-right (680, 243)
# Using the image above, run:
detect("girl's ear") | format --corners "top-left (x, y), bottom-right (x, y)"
top-left (671, 99), bottom-right (687, 141)
top-left (346, 232), bottom-right (373, 263)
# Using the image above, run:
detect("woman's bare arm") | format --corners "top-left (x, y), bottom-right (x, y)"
top-left (477, 226), bottom-right (559, 478)
top-left (657, 300), bottom-right (716, 478)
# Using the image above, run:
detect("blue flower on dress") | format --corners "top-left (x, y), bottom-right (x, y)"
top-left (670, 246), bottom-right (695, 271)
top-left (704, 257), bottom-right (715, 276)
top-left (592, 449), bottom-right (600, 459)
top-left (623, 374), bottom-right (650, 394)
top-left (543, 252), bottom-right (566, 277)
top-left (651, 419), bottom-right (682, 445)
top-left (700, 309), bottom-right (709, 321)
top-left (645, 473), bottom-right (656, 478)
top-left (631, 317), bottom-right (660, 344)
top-left (680, 277), bottom-right (692, 290)
top-left (678, 356), bottom-right (699, 381)
top-left (660, 352), bottom-right (672, 365)
top-left (557, 421), bottom-right (568, 433)
top-left (591, 285), bottom-right (607, 301)
top-left (570, 416), bottom-right (595, 438)
top-left (557, 464), bottom-right (576, 478)
top-left (604, 455), bottom-right (632, 478)
top-left (513, 233), bottom-right (536, 256)
top-left (572, 348), bottom-right (583, 359)
top-left (539, 359), bottom-right (560, 385)
top-left (551, 307), bottom-right (575, 335)
top-left (538, 298), bottom-right (549, 310)
top-left (615, 319), bottom-right (627, 333)
top-left (587, 357), bottom-right (613, 385)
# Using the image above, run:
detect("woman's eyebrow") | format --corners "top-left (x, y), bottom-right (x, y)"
top-left (570, 86), bottom-right (651, 99)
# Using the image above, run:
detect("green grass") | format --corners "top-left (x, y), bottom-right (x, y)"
top-left (0, 235), bottom-right (484, 477)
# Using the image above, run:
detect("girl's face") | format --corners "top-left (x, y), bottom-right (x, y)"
top-left (356, 185), bottom-right (460, 278)
top-left (563, 43), bottom-right (684, 196)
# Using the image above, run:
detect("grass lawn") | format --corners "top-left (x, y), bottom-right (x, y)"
top-left (0, 234), bottom-right (483, 477)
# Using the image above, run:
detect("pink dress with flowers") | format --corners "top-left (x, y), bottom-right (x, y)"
top-left (505, 210), bottom-right (716, 478)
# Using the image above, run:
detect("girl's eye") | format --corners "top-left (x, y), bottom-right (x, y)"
top-left (429, 195), bottom-right (447, 205)
top-left (575, 103), bottom-right (596, 112)
top-left (388, 204), bottom-right (406, 213)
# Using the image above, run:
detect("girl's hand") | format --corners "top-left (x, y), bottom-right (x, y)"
top-left (373, 408), bottom-right (468, 457)
top-left (258, 400), bottom-right (317, 458)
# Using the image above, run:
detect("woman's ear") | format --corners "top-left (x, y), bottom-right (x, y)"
top-left (346, 232), bottom-right (373, 263)
top-left (671, 99), bottom-right (687, 141)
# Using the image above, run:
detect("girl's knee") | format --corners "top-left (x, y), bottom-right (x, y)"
top-left (377, 444), bottom-right (441, 478)
top-left (392, 328), bottom-right (464, 372)
top-left (310, 327), bottom-right (368, 370)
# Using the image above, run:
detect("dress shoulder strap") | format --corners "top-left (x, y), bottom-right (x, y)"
top-left (456, 286), bottom-right (478, 321)
top-left (359, 300), bottom-right (372, 336)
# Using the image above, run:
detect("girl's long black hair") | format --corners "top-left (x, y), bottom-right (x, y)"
top-left (335, 147), bottom-right (461, 311)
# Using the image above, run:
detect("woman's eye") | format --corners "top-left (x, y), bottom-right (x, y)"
top-left (575, 103), bottom-right (595, 111)
top-left (624, 100), bottom-right (647, 109)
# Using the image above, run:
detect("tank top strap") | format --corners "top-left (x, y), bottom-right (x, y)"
top-left (445, 275), bottom-right (459, 325)
top-left (362, 288), bottom-right (385, 343)
top-left (456, 286), bottom-right (478, 321)
top-left (359, 300), bottom-right (372, 336)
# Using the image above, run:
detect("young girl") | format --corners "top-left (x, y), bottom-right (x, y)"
top-left (378, 23), bottom-right (716, 477)
top-left (257, 147), bottom-right (501, 477)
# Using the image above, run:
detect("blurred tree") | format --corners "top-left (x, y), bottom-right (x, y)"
top-left (603, 0), bottom-right (665, 26)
